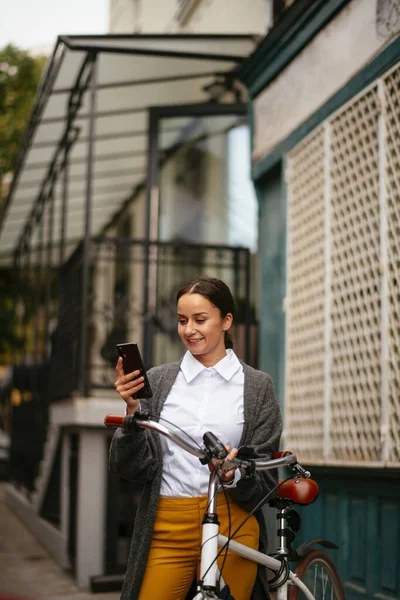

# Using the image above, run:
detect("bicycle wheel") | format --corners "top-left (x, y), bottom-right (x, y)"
top-left (289, 550), bottom-right (345, 600)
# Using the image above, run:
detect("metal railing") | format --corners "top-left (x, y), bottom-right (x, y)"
top-left (9, 237), bottom-right (255, 489)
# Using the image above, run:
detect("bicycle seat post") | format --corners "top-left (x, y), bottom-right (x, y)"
top-left (276, 504), bottom-right (291, 556)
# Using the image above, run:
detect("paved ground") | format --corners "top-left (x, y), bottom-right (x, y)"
top-left (0, 484), bottom-right (120, 600)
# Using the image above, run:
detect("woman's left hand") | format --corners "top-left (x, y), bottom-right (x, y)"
top-left (221, 446), bottom-right (239, 483)
top-left (210, 445), bottom-right (239, 483)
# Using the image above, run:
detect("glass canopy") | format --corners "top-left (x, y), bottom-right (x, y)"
top-left (0, 34), bottom-right (255, 265)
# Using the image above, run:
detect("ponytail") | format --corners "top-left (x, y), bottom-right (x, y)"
top-left (224, 330), bottom-right (234, 349)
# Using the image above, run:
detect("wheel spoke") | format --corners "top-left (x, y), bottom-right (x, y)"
top-left (292, 551), bottom-right (345, 600)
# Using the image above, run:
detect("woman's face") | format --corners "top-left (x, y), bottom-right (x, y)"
top-left (177, 293), bottom-right (233, 367)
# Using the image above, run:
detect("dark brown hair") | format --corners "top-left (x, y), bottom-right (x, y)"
top-left (176, 276), bottom-right (235, 349)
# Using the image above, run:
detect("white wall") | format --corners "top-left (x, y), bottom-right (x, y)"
top-left (76, 429), bottom-right (108, 588)
top-left (253, 0), bottom-right (396, 161)
top-left (109, 0), bottom-right (136, 32)
top-left (109, 0), bottom-right (272, 35)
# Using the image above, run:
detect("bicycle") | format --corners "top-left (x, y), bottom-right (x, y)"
top-left (105, 412), bottom-right (345, 600)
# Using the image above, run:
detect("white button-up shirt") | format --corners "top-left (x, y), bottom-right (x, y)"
top-left (159, 349), bottom-right (244, 497)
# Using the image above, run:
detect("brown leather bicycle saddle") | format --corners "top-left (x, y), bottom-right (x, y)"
top-left (276, 478), bottom-right (319, 505)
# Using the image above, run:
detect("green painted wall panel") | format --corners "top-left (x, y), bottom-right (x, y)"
top-left (366, 496), bottom-right (378, 597)
top-left (324, 492), bottom-right (341, 566)
top-left (256, 164), bottom-right (286, 412)
top-left (379, 499), bottom-right (400, 595)
top-left (337, 492), bottom-right (349, 578)
top-left (292, 469), bottom-right (400, 599)
top-left (349, 496), bottom-right (368, 586)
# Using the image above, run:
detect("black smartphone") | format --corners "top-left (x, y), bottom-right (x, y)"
top-left (116, 342), bottom-right (153, 399)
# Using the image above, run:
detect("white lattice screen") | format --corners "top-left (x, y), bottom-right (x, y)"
top-left (285, 129), bottom-right (326, 462)
top-left (285, 60), bottom-right (400, 467)
top-left (384, 64), bottom-right (400, 466)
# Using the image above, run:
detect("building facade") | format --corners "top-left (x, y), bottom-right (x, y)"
top-left (109, 0), bottom-right (273, 35)
top-left (239, 0), bottom-right (400, 598)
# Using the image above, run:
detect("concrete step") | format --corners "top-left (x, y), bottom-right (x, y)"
top-left (31, 424), bottom-right (60, 510)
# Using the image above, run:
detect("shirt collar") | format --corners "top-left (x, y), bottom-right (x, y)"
top-left (180, 349), bottom-right (242, 383)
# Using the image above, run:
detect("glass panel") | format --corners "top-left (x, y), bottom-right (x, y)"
top-left (227, 125), bottom-right (258, 252)
top-left (153, 114), bottom-right (258, 365)
top-left (158, 115), bottom-right (257, 248)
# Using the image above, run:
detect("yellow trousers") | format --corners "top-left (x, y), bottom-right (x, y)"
top-left (138, 494), bottom-right (259, 600)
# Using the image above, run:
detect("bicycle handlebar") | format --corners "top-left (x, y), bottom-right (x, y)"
top-left (104, 413), bottom-right (308, 475)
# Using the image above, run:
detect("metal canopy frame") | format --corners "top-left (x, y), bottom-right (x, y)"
top-left (0, 34), bottom-right (255, 395)
top-left (0, 34), bottom-right (255, 265)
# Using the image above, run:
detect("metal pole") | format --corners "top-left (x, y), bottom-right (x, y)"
top-left (79, 53), bottom-right (97, 397)
top-left (34, 210), bottom-right (45, 362)
top-left (54, 147), bottom-right (70, 377)
top-left (60, 148), bottom-right (69, 266)
top-left (142, 109), bottom-right (159, 368)
top-left (44, 186), bottom-right (55, 358)
top-left (21, 244), bottom-right (31, 364)
top-left (26, 240), bottom-right (34, 360)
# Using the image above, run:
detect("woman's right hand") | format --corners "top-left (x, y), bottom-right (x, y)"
top-left (114, 357), bottom-right (145, 415)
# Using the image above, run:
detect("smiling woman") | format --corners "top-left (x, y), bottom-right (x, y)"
top-left (110, 275), bottom-right (283, 600)
top-left (176, 278), bottom-right (234, 367)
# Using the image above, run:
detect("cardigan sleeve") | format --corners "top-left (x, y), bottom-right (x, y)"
top-left (109, 415), bottom-right (160, 483)
top-left (228, 372), bottom-right (283, 512)
top-left (108, 367), bottom-right (162, 482)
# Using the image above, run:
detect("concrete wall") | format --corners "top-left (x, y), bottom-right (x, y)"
top-left (109, 0), bottom-right (272, 35)
top-left (253, 0), bottom-right (395, 161)
top-left (75, 429), bottom-right (108, 588)
top-left (7, 395), bottom-right (120, 589)
top-left (55, 397), bottom-right (119, 588)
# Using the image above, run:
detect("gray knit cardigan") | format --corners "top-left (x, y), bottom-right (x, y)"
top-left (109, 359), bottom-right (283, 600)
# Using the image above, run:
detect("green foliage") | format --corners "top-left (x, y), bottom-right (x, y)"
top-left (0, 44), bottom-right (47, 203)
top-left (0, 44), bottom-right (47, 363)
top-left (0, 268), bottom-right (34, 361)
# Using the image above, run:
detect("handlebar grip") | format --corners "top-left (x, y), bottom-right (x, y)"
top-left (104, 414), bottom-right (125, 428)
top-left (272, 451), bottom-right (293, 458)
top-left (273, 451), bottom-right (311, 478)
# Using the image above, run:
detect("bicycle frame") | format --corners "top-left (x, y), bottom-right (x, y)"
top-left (198, 469), bottom-right (315, 600)
top-left (216, 537), bottom-right (314, 600)
top-left (104, 414), bottom-right (317, 600)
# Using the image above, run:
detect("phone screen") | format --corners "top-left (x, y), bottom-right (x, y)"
top-left (116, 342), bottom-right (153, 399)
